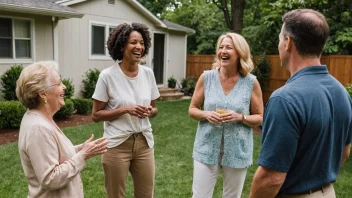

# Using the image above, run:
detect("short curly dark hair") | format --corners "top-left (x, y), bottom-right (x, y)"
top-left (107, 22), bottom-right (151, 61)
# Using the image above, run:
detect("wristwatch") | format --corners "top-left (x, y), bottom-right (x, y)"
top-left (242, 114), bottom-right (247, 122)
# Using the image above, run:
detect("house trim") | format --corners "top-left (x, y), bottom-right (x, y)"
top-left (0, 3), bottom-right (83, 18)
top-left (0, 15), bottom-right (36, 64)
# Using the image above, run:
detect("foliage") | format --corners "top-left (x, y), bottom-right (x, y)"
top-left (167, 76), bottom-right (177, 88)
top-left (242, 0), bottom-right (352, 55)
top-left (0, 101), bottom-right (26, 128)
top-left (0, 65), bottom-right (23, 101)
top-left (346, 84), bottom-right (352, 99)
top-left (54, 99), bottom-right (74, 119)
top-left (137, 0), bottom-right (182, 17)
top-left (72, 98), bottom-right (93, 115)
top-left (1, 100), bottom-right (352, 197)
top-left (81, 69), bottom-right (100, 99)
top-left (181, 76), bottom-right (196, 96)
top-left (62, 78), bottom-right (74, 99)
top-left (251, 54), bottom-right (271, 90)
top-left (163, 0), bottom-right (228, 54)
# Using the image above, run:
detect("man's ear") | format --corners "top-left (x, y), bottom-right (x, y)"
top-left (285, 36), bottom-right (292, 51)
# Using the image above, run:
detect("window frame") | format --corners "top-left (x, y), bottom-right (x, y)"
top-left (0, 15), bottom-right (35, 64)
top-left (89, 20), bottom-right (118, 60)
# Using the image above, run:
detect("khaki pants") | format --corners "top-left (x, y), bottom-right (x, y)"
top-left (276, 184), bottom-right (336, 198)
top-left (102, 133), bottom-right (155, 198)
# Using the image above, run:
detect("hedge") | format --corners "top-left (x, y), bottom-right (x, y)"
top-left (0, 101), bottom-right (26, 128)
top-left (72, 98), bottom-right (93, 115)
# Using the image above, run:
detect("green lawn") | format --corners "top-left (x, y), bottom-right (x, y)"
top-left (0, 100), bottom-right (351, 197)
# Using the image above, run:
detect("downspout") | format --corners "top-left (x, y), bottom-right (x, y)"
top-left (52, 16), bottom-right (59, 64)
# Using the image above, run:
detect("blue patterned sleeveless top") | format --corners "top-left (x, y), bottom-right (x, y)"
top-left (193, 69), bottom-right (256, 168)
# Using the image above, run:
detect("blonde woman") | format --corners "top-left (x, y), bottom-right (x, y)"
top-left (16, 61), bottom-right (108, 198)
top-left (189, 33), bottom-right (263, 198)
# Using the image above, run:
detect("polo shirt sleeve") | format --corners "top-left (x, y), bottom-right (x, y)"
top-left (346, 98), bottom-right (352, 145)
top-left (258, 96), bottom-right (301, 172)
top-left (92, 73), bottom-right (109, 102)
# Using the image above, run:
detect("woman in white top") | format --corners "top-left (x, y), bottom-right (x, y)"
top-left (16, 61), bottom-right (108, 198)
top-left (92, 22), bottom-right (160, 198)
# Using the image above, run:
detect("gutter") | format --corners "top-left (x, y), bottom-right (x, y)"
top-left (0, 3), bottom-right (83, 18)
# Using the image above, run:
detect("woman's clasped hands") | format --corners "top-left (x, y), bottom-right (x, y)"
top-left (125, 105), bottom-right (153, 119)
top-left (204, 110), bottom-right (243, 124)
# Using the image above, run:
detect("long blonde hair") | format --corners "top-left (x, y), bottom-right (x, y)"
top-left (212, 33), bottom-right (254, 76)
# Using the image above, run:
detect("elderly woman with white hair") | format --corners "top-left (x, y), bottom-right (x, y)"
top-left (189, 33), bottom-right (264, 198)
top-left (16, 61), bottom-right (109, 198)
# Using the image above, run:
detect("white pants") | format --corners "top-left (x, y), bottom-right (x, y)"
top-left (192, 160), bottom-right (247, 198)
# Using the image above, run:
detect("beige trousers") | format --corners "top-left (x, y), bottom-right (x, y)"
top-left (102, 133), bottom-right (155, 198)
top-left (276, 184), bottom-right (336, 198)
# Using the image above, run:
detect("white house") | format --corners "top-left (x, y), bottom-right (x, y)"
top-left (0, 0), bottom-right (194, 97)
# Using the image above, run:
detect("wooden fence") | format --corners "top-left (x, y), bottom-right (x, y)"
top-left (186, 54), bottom-right (352, 102)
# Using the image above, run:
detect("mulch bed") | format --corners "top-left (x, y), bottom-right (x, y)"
top-left (0, 114), bottom-right (93, 145)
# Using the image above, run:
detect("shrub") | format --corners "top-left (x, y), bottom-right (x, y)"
top-left (0, 65), bottom-right (23, 101)
top-left (167, 76), bottom-right (177, 88)
top-left (252, 54), bottom-right (270, 90)
top-left (54, 99), bottom-right (74, 119)
top-left (72, 98), bottom-right (93, 114)
top-left (81, 69), bottom-right (100, 99)
top-left (0, 101), bottom-right (26, 128)
top-left (62, 78), bottom-right (74, 99)
top-left (181, 76), bottom-right (196, 96)
top-left (346, 84), bottom-right (352, 98)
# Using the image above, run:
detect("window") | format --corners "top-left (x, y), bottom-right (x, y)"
top-left (89, 21), bottom-right (118, 60)
top-left (0, 17), bottom-right (32, 60)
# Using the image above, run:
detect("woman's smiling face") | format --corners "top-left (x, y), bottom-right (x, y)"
top-left (217, 37), bottom-right (239, 68)
top-left (45, 70), bottom-right (66, 112)
top-left (123, 30), bottom-right (145, 63)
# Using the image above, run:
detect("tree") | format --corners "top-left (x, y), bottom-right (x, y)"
top-left (137, 0), bottom-right (182, 17)
top-left (208, 0), bottom-right (246, 34)
top-left (163, 0), bottom-right (228, 54)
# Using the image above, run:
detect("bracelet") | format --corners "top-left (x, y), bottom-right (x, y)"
top-left (242, 114), bottom-right (247, 122)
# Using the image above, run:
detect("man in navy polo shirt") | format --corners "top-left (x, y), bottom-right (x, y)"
top-left (249, 9), bottom-right (352, 198)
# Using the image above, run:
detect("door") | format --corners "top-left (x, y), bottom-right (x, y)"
top-left (153, 33), bottom-right (165, 84)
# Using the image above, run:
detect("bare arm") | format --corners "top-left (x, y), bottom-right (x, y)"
top-left (188, 74), bottom-right (221, 123)
top-left (244, 79), bottom-right (264, 127)
top-left (92, 99), bottom-right (149, 122)
top-left (250, 166), bottom-right (286, 198)
top-left (341, 144), bottom-right (351, 166)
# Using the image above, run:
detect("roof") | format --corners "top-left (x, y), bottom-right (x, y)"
top-left (163, 19), bottom-right (195, 34)
top-left (55, 0), bottom-right (195, 34)
top-left (0, 0), bottom-right (83, 18)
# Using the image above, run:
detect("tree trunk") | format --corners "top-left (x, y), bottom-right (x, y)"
top-left (231, 0), bottom-right (245, 34)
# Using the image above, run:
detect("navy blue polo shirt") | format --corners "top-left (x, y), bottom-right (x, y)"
top-left (258, 66), bottom-right (352, 193)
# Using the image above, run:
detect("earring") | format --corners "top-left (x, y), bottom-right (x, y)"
top-left (44, 98), bottom-right (47, 103)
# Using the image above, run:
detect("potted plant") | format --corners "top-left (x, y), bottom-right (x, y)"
top-left (167, 76), bottom-right (177, 88)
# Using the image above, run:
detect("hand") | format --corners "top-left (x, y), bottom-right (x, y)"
top-left (80, 134), bottom-right (109, 160)
top-left (124, 105), bottom-right (149, 119)
top-left (144, 104), bottom-right (154, 117)
top-left (220, 111), bottom-right (242, 123)
top-left (204, 111), bottom-right (222, 124)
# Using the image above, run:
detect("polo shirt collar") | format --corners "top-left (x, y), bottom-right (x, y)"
top-left (286, 65), bottom-right (328, 84)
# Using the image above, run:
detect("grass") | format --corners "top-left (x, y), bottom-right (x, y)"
top-left (0, 100), bottom-right (351, 197)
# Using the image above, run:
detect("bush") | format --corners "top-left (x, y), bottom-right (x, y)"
top-left (0, 65), bottom-right (23, 101)
top-left (252, 54), bottom-right (270, 90)
top-left (0, 101), bottom-right (26, 128)
top-left (168, 76), bottom-right (177, 88)
top-left (54, 99), bottom-right (74, 119)
top-left (181, 76), bottom-right (196, 96)
top-left (62, 78), bottom-right (74, 99)
top-left (72, 98), bottom-right (93, 114)
top-left (346, 84), bottom-right (352, 98)
top-left (81, 69), bottom-right (100, 99)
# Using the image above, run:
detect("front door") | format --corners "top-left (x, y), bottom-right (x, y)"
top-left (153, 33), bottom-right (165, 84)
